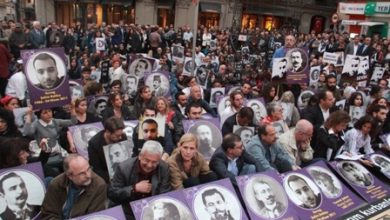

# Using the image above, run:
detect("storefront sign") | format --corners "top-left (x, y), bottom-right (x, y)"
top-left (339, 2), bottom-right (366, 15)
top-left (365, 2), bottom-right (390, 15)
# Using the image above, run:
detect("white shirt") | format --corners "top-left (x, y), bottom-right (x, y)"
top-left (5, 71), bottom-right (27, 100)
top-left (202, 33), bottom-right (212, 46)
top-left (320, 106), bottom-right (330, 122)
top-left (183, 31), bottom-right (193, 42)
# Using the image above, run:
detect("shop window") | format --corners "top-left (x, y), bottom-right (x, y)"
top-left (241, 14), bottom-right (258, 30)
top-left (158, 8), bottom-right (174, 27)
top-left (199, 12), bottom-right (220, 28)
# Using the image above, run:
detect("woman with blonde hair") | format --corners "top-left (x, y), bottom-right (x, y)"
top-left (167, 133), bottom-right (217, 189)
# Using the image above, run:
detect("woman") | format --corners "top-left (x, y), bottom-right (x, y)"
top-left (167, 133), bottom-right (217, 189)
top-left (134, 85), bottom-right (157, 118)
top-left (0, 95), bottom-right (20, 111)
top-left (101, 92), bottom-right (134, 121)
top-left (0, 108), bottom-right (22, 143)
top-left (68, 57), bottom-right (81, 80)
top-left (262, 84), bottom-right (279, 104)
top-left (315, 110), bottom-right (350, 161)
top-left (345, 91), bottom-right (364, 113)
top-left (155, 97), bottom-right (175, 130)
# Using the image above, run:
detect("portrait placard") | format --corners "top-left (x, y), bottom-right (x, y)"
top-left (323, 52), bottom-right (344, 66)
top-left (171, 45), bottom-right (185, 64)
top-left (100, 60), bottom-right (110, 84)
top-left (340, 196), bottom-right (390, 220)
top-left (246, 99), bottom-right (267, 122)
top-left (144, 71), bottom-right (170, 97)
top-left (342, 55), bottom-right (369, 84)
top-left (183, 118), bottom-right (222, 159)
top-left (195, 64), bottom-right (209, 89)
top-left (297, 90), bottom-right (314, 110)
top-left (123, 120), bottom-right (138, 140)
top-left (0, 162), bottom-right (45, 220)
top-left (69, 80), bottom-right (84, 101)
top-left (335, 99), bottom-right (346, 111)
top-left (236, 170), bottom-right (299, 220)
top-left (370, 153), bottom-right (390, 180)
top-left (72, 206), bottom-right (126, 220)
top-left (280, 102), bottom-right (294, 125)
top-left (272, 57), bottom-right (288, 80)
top-left (183, 57), bottom-right (196, 76)
top-left (131, 190), bottom-right (194, 220)
top-left (87, 95), bottom-right (109, 119)
top-left (68, 122), bottom-right (104, 159)
top-left (272, 120), bottom-right (288, 136)
top-left (128, 55), bottom-right (154, 79)
top-left (103, 140), bottom-right (134, 180)
top-left (309, 66), bottom-right (321, 88)
top-left (286, 48), bottom-right (310, 85)
top-left (370, 67), bottom-right (385, 85)
top-left (210, 87), bottom-right (225, 108)
top-left (233, 125), bottom-right (255, 146)
top-left (184, 178), bottom-right (248, 220)
top-left (13, 107), bottom-right (35, 133)
top-left (349, 106), bottom-right (366, 127)
top-left (95, 37), bottom-right (106, 51)
top-left (217, 96), bottom-right (231, 116)
top-left (331, 160), bottom-right (390, 202)
top-left (22, 47), bottom-right (70, 110)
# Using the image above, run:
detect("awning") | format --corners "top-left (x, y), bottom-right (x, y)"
top-left (358, 21), bottom-right (385, 26)
top-left (341, 20), bottom-right (360, 25)
top-left (200, 2), bottom-right (221, 13)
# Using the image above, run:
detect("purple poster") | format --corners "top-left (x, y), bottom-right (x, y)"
top-left (21, 47), bottom-right (70, 110)
top-left (306, 161), bottom-right (364, 215)
top-left (184, 178), bottom-right (248, 220)
top-left (130, 189), bottom-right (194, 220)
top-left (0, 162), bottom-right (46, 220)
top-left (282, 169), bottom-right (336, 219)
top-left (370, 153), bottom-right (390, 179)
top-left (246, 99), bottom-right (267, 123)
top-left (68, 122), bottom-right (104, 159)
top-left (331, 160), bottom-right (390, 203)
top-left (128, 54), bottom-right (155, 79)
top-left (72, 206), bottom-right (126, 220)
top-left (103, 140), bottom-right (134, 180)
top-left (144, 71), bottom-right (170, 97)
top-left (236, 170), bottom-right (299, 220)
top-left (183, 118), bottom-right (222, 159)
top-left (285, 48), bottom-right (310, 85)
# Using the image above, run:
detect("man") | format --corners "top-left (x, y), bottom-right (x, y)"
top-left (172, 91), bottom-right (187, 119)
top-left (196, 124), bottom-right (215, 158)
top-left (222, 107), bottom-right (255, 137)
top-left (108, 142), bottom-right (131, 174)
top-left (108, 141), bottom-right (171, 219)
top-left (289, 50), bottom-right (304, 73)
top-left (32, 53), bottom-right (63, 90)
top-left (340, 162), bottom-right (372, 187)
top-left (279, 119), bottom-right (314, 167)
top-left (152, 75), bottom-right (168, 97)
top-left (309, 170), bottom-right (340, 198)
top-left (246, 125), bottom-right (297, 172)
top-left (88, 116), bottom-right (127, 183)
top-left (210, 134), bottom-right (263, 185)
top-left (272, 35), bottom-right (296, 60)
top-left (201, 189), bottom-right (234, 220)
top-left (134, 59), bottom-right (149, 77)
top-left (325, 75), bottom-right (342, 101)
top-left (287, 175), bottom-right (321, 209)
top-left (345, 35), bottom-right (360, 55)
top-left (29, 21), bottom-right (45, 49)
top-left (41, 154), bottom-right (106, 219)
top-left (152, 201), bottom-right (180, 220)
top-left (220, 91), bottom-right (245, 127)
top-left (357, 36), bottom-right (374, 58)
top-left (0, 172), bottom-right (40, 220)
top-left (126, 75), bottom-right (138, 98)
top-left (252, 180), bottom-right (285, 218)
top-left (240, 82), bottom-right (253, 99)
top-left (187, 85), bottom-right (217, 117)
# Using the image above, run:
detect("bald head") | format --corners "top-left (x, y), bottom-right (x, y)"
top-left (190, 85), bottom-right (202, 100)
top-left (294, 119), bottom-right (313, 143)
top-left (285, 35), bottom-right (296, 48)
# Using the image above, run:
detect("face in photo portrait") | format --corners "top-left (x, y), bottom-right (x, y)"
top-left (233, 126), bottom-right (254, 146)
top-left (288, 49), bottom-right (307, 73)
top-left (184, 60), bottom-right (195, 73)
top-left (145, 73), bottom-right (169, 97)
top-left (358, 57), bottom-right (369, 75)
top-left (70, 85), bottom-right (84, 101)
top-left (272, 58), bottom-right (287, 78)
top-left (76, 125), bottom-right (102, 151)
top-left (217, 96), bottom-right (231, 116)
top-left (338, 161), bottom-right (373, 188)
top-left (141, 197), bottom-right (192, 220)
top-left (0, 170), bottom-right (45, 220)
top-left (129, 58), bottom-right (151, 79)
top-left (211, 90), bottom-right (224, 106)
top-left (193, 186), bottom-right (242, 220)
top-left (123, 122), bottom-right (137, 140)
top-left (26, 52), bottom-right (66, 90)
top-left (172, 46), bottom-right (184, 58)
top-left (94, 98), bottom-right (108, 118)
top-left (244, 175), bottom-right (288, 219)
top-left (308, 167), bottom-right (342, 199)
top-left (247, 100), bottom-right (266, 122)
top-left (196, 65), bottom-right (209, 86)
top-left (371, 155), bottom-right (390, 177)
top-left (298, 91), bottom-right (314, 110)
top-left (103, 141), bottom-right (133, 178)
top-left (125, 75), bottom-right (139, 96)
top-left (189, 122), bottom-right (222, 159)
top-left (284, 174), bottom-right (322, 209)
top-left (311, 69), bottom-right (320, 81)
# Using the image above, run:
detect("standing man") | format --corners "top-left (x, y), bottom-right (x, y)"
top-left (29, 21), bottom-right (45, 49)
top-left (0, 172), bottom-right (40, 220)
top-left (272, 35), bottom-right (296, 59)
top-left (108, 140), bottom-right (171, 219)
top-left (201, 189), bottom-right (235, 220)
top-left (41, 154), bottom-right (107, 219)
top-left (33, 53), bottom-right (63, 89)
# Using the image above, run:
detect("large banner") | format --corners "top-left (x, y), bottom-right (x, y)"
top-left (73, 206), bottom-right (126, 220)
top-left (22, 47), bottom-right (70, 110)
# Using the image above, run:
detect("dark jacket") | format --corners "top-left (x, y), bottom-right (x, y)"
top-left (221, 113), bottom-right (255, 137)
top-left (88, 130), bottom-right (127, 183)
top-left (187, 97), bottom-right (217, 117)
top-left (101, 105), bottom-right (136, 121)
top-left (108, 157), bottom-right (171, 218)
top-left (0, 204), bottom-right (40, 220)
top-left (209, 147), bottom-right (263, 185)
top-left (41, 171), bottom-right (107, 219)
top-left (314, 126), bottom-right (345, 161)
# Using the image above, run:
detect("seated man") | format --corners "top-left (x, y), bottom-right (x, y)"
top-left (246, 125), bottom-right (298, 172)
top-left (279, 119), bottom-right (314, 167)
top-left (209, 133), bottom-right (263, 185)
top-left (108, 140), bottom-right (171, 219)
top-left (132, 107), bottom-right (174, 158)
top-left (222, 106), bottom-right (255, 137)
top-left (88, 116), bottom-right (127, 183)
top-left (41, 154), bottom-right (107, 219)
top-left (186, 85), bottom-right (217, 117)
top-left (172, 102), bottom-right (205, 143)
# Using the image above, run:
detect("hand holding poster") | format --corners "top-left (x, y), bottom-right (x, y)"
top-left (286, 48), bottom-right (310, 85)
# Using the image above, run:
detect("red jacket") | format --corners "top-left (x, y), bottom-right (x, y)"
top-left (0, 44), bottom-right (11, 78)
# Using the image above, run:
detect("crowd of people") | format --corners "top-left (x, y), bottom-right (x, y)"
top-left (0, 18), bottom-right (390, 219)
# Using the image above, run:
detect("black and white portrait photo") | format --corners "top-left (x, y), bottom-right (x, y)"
top-left (371, 154), bottom-right (390, 178)
top-left (287, 49), bottom-right (307, 73)
top-left (13, 107), bottom-right (35, 133)
top-left (196, 65), bottom-right (209, 88)
top-left (284, 174), bottom-right (322, 209)
top-left (244, 175), bottom-right (288, 219)
top-left (297, 90), bottom-right (314, 110)
top-left (272, 120), bottom-right (286, 136)
top-left (193, 186), bottom-right (242, 220)
top-left (89, 96), bottom-right (108, 119)
top-left (188, 121), bottom-right (222, 159)
top-left (183, 58), bottom-right (196, 76)
top-left (125, 75), bottom-right (139, 98)
top-left (128, 58), bottom-right (152, 79)
top-left (217, 96), bottom-right (231, 116)
top-left (309, 66), bottom-right (320, 87)
top-left (337, 161), bottom-right (373, 188)
top-left (145, 73), bottom-right (170, 97)
top-left (172, 45), bottom-right (184, 63)
top-left (342, 55), bottom-right (360, 77)
top-left (308, 167), bottom-right (342, 199)
top-left (103, 140), bottom-right (133, 179)
top-left (272, 58), bottom-right (288, 79)
top-left (69, 81), bottom-right (84, 101)
top-left (349, 106), bottom-right (366, 126)
top-left (370, 67), bottom-right (385, 85)
top-left (0, 170), bottom-right (45, 220)
top-left (246, 100), bottom-right (267, 122)
top-left (71, 123), bottom-right (103, 153)
top-left (124, 121), bottom-right (138, 140)
top-left (141, 197), bottom-right (193, 220)
top-left (210, 88), bottom-right (225, 108)
top-left (335, 99), bottom-right (346, 111)
top-left (26, 51), bottom-right (66, 90)
top-left (233, 126), bottom-right (255, 146)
